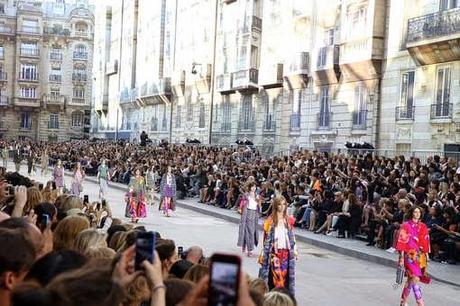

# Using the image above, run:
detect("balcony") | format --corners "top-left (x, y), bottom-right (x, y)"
top-left (48, 121), bottom-right (60, 129)
top-left (260, 63), bottom-right (283, 89)
top-left (232, 68), bottom-right (258, 91)
top-left (241, 15), bottom-right (262, 34)
top-left (18, 72), bottom-right (39, 82)
top-left (317, 112), bottom-right (332, 130)
top-left (0, 25), bottom-right (14, 36)
top-left (49, 74), bottom-right (62, 83)
top-left (216, 73), bottom-right (234, 94)
top-left (195, 64), bottom-right (212, 94)
top-left (430, 103), bottom-right (453, 120)
top-left (284, 52), bottom-right (310, 89)
top-left (406, 8), bottom-right (460, 65)
top-left (14, 97), bottom-right (40, 108)
top-left (72, 73), bottom-right (87, 82)
top-left (137, 78), bottom-right (172, 105)
top-left (20, 48), bottom-right (40, 57)
top-left (314, 45), bottom-right (341, 85)
top-left (106, 60), bottom-right (118, 75)
top-left (43, 95), bottom-right (65, 110)
top-left (0, 72), bottom-right (7, 82)
top-left (50, 52), bottom-right (63, 61)
top-left (43, 26), bottom-right (71, 37)
top-left (0, 95), bottom-right (9, 107)
top-left (352, 110), bottom-right (368, 130)
top-left (74, 30), bottom-right (89, 38)
top-left (70, 98), bottom-right (86, 105)
top-left (290, 113), bottom-right (301, 132)
top-left (395, 106), bottom-right (415, 121)
top-left (73, 51), bottom-right (88, 60)
top-left (19, 25), bottom-right (40, 35)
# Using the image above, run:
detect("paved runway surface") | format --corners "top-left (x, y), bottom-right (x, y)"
top-left (9, 164), bottom-right (460, 306)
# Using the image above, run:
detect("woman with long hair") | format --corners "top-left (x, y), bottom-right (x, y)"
top-left (237, 181), bottom-right (260, 257)
top-left (71, 162), bottom-right (85, 197)
top-left (126, 168), bottom-right (147, 223)
top-left (160, 166), bottom-right (176, 217)
top-left (52, 159), bottom-right (65, 195)
top-left (396, 206), bottom-right (430, 306)
top-left (258, 196), bottom-right (297, 296)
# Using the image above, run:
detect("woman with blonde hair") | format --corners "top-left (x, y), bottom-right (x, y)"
top-left (85, 246), bottom-right (116, 260)
top-left (108, 230), bottom-right (129, 252)
top-left (53, 215), bottom-right (90, 250)
top-left (25, 186), bottom-right (43, 213)
top-left (73, 229), bottom-right (107, 254)
top-left (60, 195), bottom-right (83, 215)
top-left (263, 291), bottom-right (294, 306)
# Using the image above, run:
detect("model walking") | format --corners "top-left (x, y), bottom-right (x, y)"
top-left (41, 150), bottom-right (49, 176)
top-left (237, 182), bottom-right (260, 257)
top-left (126, 168), bottom-right (147, 223)
top-left (160, 166), bottom-right (176, 217)
top-left (97, 159), bottom-right (110, 200)
top-left (53, 159), bottom-right (65, 195)
top-left (71, 162), bottom-right (85, 197)
top-left (1, 144), bottom-right (8, 168)
top-left (396, 206), bottom-right (430, 306)
top-left (259, 196), bottom-right (297, 296)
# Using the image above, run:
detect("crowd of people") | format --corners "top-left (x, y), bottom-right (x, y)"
top-left (1, 138), bottom-right (460, 305)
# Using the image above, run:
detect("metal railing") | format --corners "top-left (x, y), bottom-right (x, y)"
top-left (73, 51), bottom-right (88, 60)
top-left (395, 106), bottom-right (415, 120)
top-left (48, 121), bottom-right (60, 129)
top-left (71, 98), bottom-right (85, 104)
top-left (18, 72), bottom-right (39, 81)
top-left (72, 73), bottom-right (87, 81)
top-left (49, 75), bottom-right (62, 83)
top-left (290, 113), bottom-right (301, 131)
top-left (317, 111), bottom-right (332, 129)
top-left (352, 110), bottom-right (367, 129)
top-left (20, 48), bottom-right (39, 57)
top-left (74, 30), bottom-right (88, 37)
top-left (0, 71), bottom-right (7, 81)
top-left (407, 8), bottom-right (460, 44)
top-left (430, 103), bottom-right (452, 119)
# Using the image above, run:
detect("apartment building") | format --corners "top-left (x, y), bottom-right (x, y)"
top-left (92, 0), bottom-right (460, 155)
top-left (0, 0), bottom-right (94, 142)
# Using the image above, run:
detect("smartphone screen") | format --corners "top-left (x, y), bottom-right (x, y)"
top-left (178, 246), bottom-right (184, 258)
top-left (83, 195), bottom-right (89, 204)
top-left (135, 231), bottom-right (156, 270)
top-left (42, 214), bottom-right (50, 227)
top-left (96, 203), bottom-right (101, 210)
top-left (208, 254), bottom-right (241, 306)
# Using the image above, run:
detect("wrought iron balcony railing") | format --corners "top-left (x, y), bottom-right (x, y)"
top-left (49, 75), bottom-right (62, 83)
top-left (430, 103), bottom-right (453, 119)
top-left (407, 8), bottom-right (460, 44)
top-left (20, 48), bottom-right (39, 57)
top-left (73, 51), bottom-right (88, 60)
top-left (395, 106), bottom-right (415, 120)
top-left (18, 72), bottom-right (39, 81)
top-left (352, 110), bottom-right (368, 130)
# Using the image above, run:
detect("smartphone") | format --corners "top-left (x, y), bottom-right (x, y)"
top-left (83, 195), bottom-right (89, 204)
top-left (42, 214), bottom-right (50, 227)
top-left (101, 199), bottom-right (107, 207)
top-left (96, 202), bottom-right (101, 210)
top-left (208, 253), bottom-right (241, 306)
top-left (7, 185), bottom-right (14, 196)
top-left (135, 231), bottom-right (156, 270)
top-left (178, 246), bottom-right (184, 258)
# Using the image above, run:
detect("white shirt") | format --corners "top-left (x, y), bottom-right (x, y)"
top-left (247, 195), bottom-right (258, 210)
top-left (275, 223), bottom-right (289, 250)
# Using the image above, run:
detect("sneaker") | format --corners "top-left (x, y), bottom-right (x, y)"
top-left (386, 247), bottom-right (396, 253)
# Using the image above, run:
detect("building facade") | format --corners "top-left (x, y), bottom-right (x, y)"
top-left (92, 0), bottom-right (460, 155)
top-left (0, 0), bottom-right (94, 142)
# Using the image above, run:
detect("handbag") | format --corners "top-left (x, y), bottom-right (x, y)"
top-left (395, 265), bottom-right (405, 285)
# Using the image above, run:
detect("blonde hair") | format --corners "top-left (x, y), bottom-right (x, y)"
top-left (53, 215), bottom-right (90, 250)
top-left (108, 231), bottom-right (128, 252)
top-left (249, 278), bottom-right (269, 296)
top-left (183, 264), bottom-right (209, 284)
top-left (74, 229), bottom-right (107, 254)
top-left (263, 292), bottom-right (294, 306)
top-left (25, 187), bottom-right (43, 212)
top-left (61, 195), bottom-right (83, 214)
top-left (85, 246), bottom-right (116, 260)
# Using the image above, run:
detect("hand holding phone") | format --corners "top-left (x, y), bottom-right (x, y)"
top-left (208, 253), bottom-right (241, 306)
top-left (135, 231), bottom-right (156, 270)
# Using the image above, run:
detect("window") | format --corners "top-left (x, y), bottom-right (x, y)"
top-left (440, 0), bottom-right (460, 11)
top-left (49, 114), bottom-right (59, 129)
top-left (151, 106), bottom-right (158, 131)
top-left (319, 86), bottom-right (330, 128)
top-left (290, 90), bottom-right (302, 130)
top-left (324, 28), bottom-right (334, 46)
top-left (20, 87), bottom-right (36, 98)
top-left (0, 45), bottom-right (3, 58)
top-left (186, 100), bottom-right (193, 122)
top-left (222, 96), bottom-right (231, 132)
top-left (238, 46), bottom-right (247, 71)
top-left (175, 105), bottom-right (182, 128)
top-left (50, 90), bottom-right (60, 99)
top-left (75, 44), bottom-right (87, 53)
top-left (250, 45), bottom-right (259, 69)
top-left (199, 102), bottom-right (206, 128)
top-left (398, 71), bottom-right (415, 119)
top-left (73, 86), bottom-right (85, 98)
top-left (20, 113), bottom-right (32, 129)
top-left (162, 105), bottom-right (168, 131)
top-left (352, 82), bottom-right (367, 128)
top-left (20, 64), bottom-right (37, 80)
top-left (0, 4), bottom-right (4, 14)
top-left (22, 19), bottom-right (39, 33)
top-left (239, 95), bottom-right (254, 131)
top-left (347, 5), bottom-right (367, 40)
top-left (434, 67), bottom-right (451, 117)
top-left (262, 93), bottom-right (275, 131)
top-left (71, 112), bottom-right (84, 127)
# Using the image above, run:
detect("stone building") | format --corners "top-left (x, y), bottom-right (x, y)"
top-left (0, 0), bottom-right (94, 142)
top-left (92, 0), bottom-right (460, 155)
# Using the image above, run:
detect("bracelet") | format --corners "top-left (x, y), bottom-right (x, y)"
top-left (152, 284), bottom-right (166, 292)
